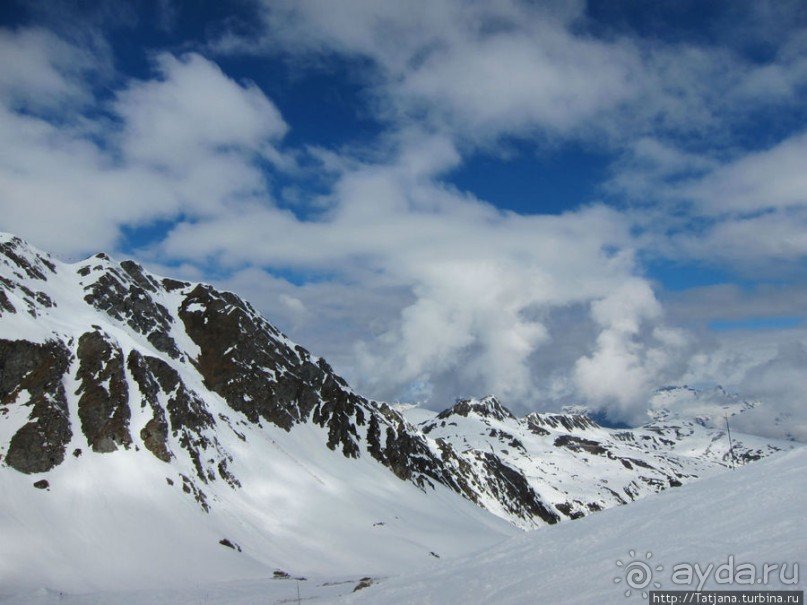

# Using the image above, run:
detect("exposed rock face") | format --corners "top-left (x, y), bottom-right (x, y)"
top-left (528, 412), bottom-right (598, 432)
top-left (75, 330), bottom-right (132, 453)
top-left (179, 284), bottom-right (320, 430)
top-left (179, 283), bottom-right (373, 461)
top-left (82, 257), bottom-right (181, 359)
top-left (0, 289), bottom-right (14, 313)
top-left (0, 236), bottom-right (57, 319)
top-left (473, 451), bottom-right (560, 525)
top-left (435, 396), bottom-right (516, 422)
top-left (127, 350), bottom-right (173, 463)
top-left (553, 434), bottom-right (608, 456)
top-left (1, 339), bottom-right (72, 473)
top-left (0, 236), bottom-right (56, 281)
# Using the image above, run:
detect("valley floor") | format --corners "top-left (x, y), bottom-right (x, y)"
top-left (3, 448), bottom-right (805, 605)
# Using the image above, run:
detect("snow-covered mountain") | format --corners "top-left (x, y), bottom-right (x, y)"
top-left (644, 384), bottom-right (803, 453)
top-left (0, 233), bottom-right (796, 596)
top-left (648, 384), bottom-right (758, 425)
top-left (0, 233), bottom-right (517, 593)
top-left (404, 394), bottom-right (791, 528)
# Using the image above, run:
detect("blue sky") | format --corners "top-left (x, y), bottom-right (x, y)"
top-left (1, 0), bottom-right (806, 438)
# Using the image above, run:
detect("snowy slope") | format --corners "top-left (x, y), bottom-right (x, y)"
top-left (0, 233), bottom-right (515, 593)
top-left (415, 396), bottom-right (794, 528)
top-left (0, 233), bottom-right (797, 599)
top-left (5, 446), bottom-right (804, 604)
top-left (0, 422), bottom-right (513, 594)
top-left (345, 447), bottom-right (807, 605)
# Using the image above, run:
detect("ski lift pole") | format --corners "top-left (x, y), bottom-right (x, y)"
top-left (725, 413), bottom-right (736, 469)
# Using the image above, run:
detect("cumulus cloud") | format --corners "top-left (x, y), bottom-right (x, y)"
top-left (2, 2), bottom-right (807, 440)
top-left (686, 131), bottom-right (807, 216)
top-left (220, 0), bottom-right (807, 152)
top-left (0, 27), bottom-right (96, 110)
top-left (357, 258), bottom-right (553, 402)
top-left (148, 128), bottom-right (652, 405)
top-left (671, 328), bottom-right (807, 442)
top-left (0, 37), bottom-right (288, 256)
top-left (638, 131), bottom-right (807, 269)
top-left (116, 53), bottom-right (288, 172)
top-left (220, 0), bottom-right (640, 143)
top-left (574, 280), bottom-right (691, 422)
top-left (394, 25), bottom-right (637, 139)
top-left (734, 341), bottom-right (807, 441)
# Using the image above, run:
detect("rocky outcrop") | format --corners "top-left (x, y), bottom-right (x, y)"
top-left (127, 350), bottom-right (173, 463)
top-left (81, 257), bottom-right (181, 359)
top-left (553, 434), bottom-right (608, 456)
top-left (1, 339), bottom-right (72, 473)
top-left (473, 451), bottom-right (560, 525)
top-left (179, 284), bottom-right (318, 429)
top-left (0, 288), bottom-right (15, 314)
top-left (0, 236), bottom-right (56, 281)
top-left (179, 283), bottom-right (372, 461)
top-left (75, 330), bottom-right (132, 453)
top-left (527, 412), bottom-right (598, 432)
top-left (435, 396), bottom-right (516, 422)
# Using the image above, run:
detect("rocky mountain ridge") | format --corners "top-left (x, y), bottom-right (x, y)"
top-left (0, 233), bottom-right (794, 538)
top-left (0, 234), bottom-right (469, 514)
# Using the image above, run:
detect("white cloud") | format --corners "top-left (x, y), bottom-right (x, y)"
top-left (675, 328), bottom-right (807, 442)
top-left (686, 131), bottom-right (807, 216)
top-left (153, 130), bottom-right (656, 405)
top-left (682, 209), bottom-right (807, 263)
top-left (734, 341), bottom-right (807, 441)
top-left (115, 53), bottom-right (288, 172)
top-left (2, 4), bottom-right (807, 440)
top-left (394, 26), bottom-right (637, 139)
top-left (0, 27), bottom-right (96, 110)
top-left (574, 280), bottom-right (690, 421)
top-left (605, 137), bottom-right (718, 202)
top-left (0, 37), bottom-right (288, 256)
top-left (636, 132), bottom-right (807, 267)
top-left (359, 257), bottom-right (553, 401)
top-left (0, 102), bottom-right (172, 255)
top-left (221, 0), bottom-right (807, 153)
top-left (590, 279), bottom-right (661, 333)
top-left (224, 0), bottom-right (639, 143)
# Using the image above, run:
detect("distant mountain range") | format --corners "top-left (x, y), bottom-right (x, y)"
top-left (0, 233), bottom-right (795, 593)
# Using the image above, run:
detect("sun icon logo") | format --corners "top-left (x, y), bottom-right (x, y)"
top-left (614, 550), bottom-right (663, 598)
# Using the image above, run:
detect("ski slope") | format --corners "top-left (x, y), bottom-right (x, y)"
top-left (346, 447), bottom-right (807, 604)
top-left (3, 447), bottom-right (803, 604)
top-left (0, 417), bottom-right (514, 595)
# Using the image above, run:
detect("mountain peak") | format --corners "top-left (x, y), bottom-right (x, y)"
top-left (648, 384), bottom-right (760, 427)
top-left (0, 234), bottom-right (58, 282)
top-left (436, 395), bottom-right (516, 422)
